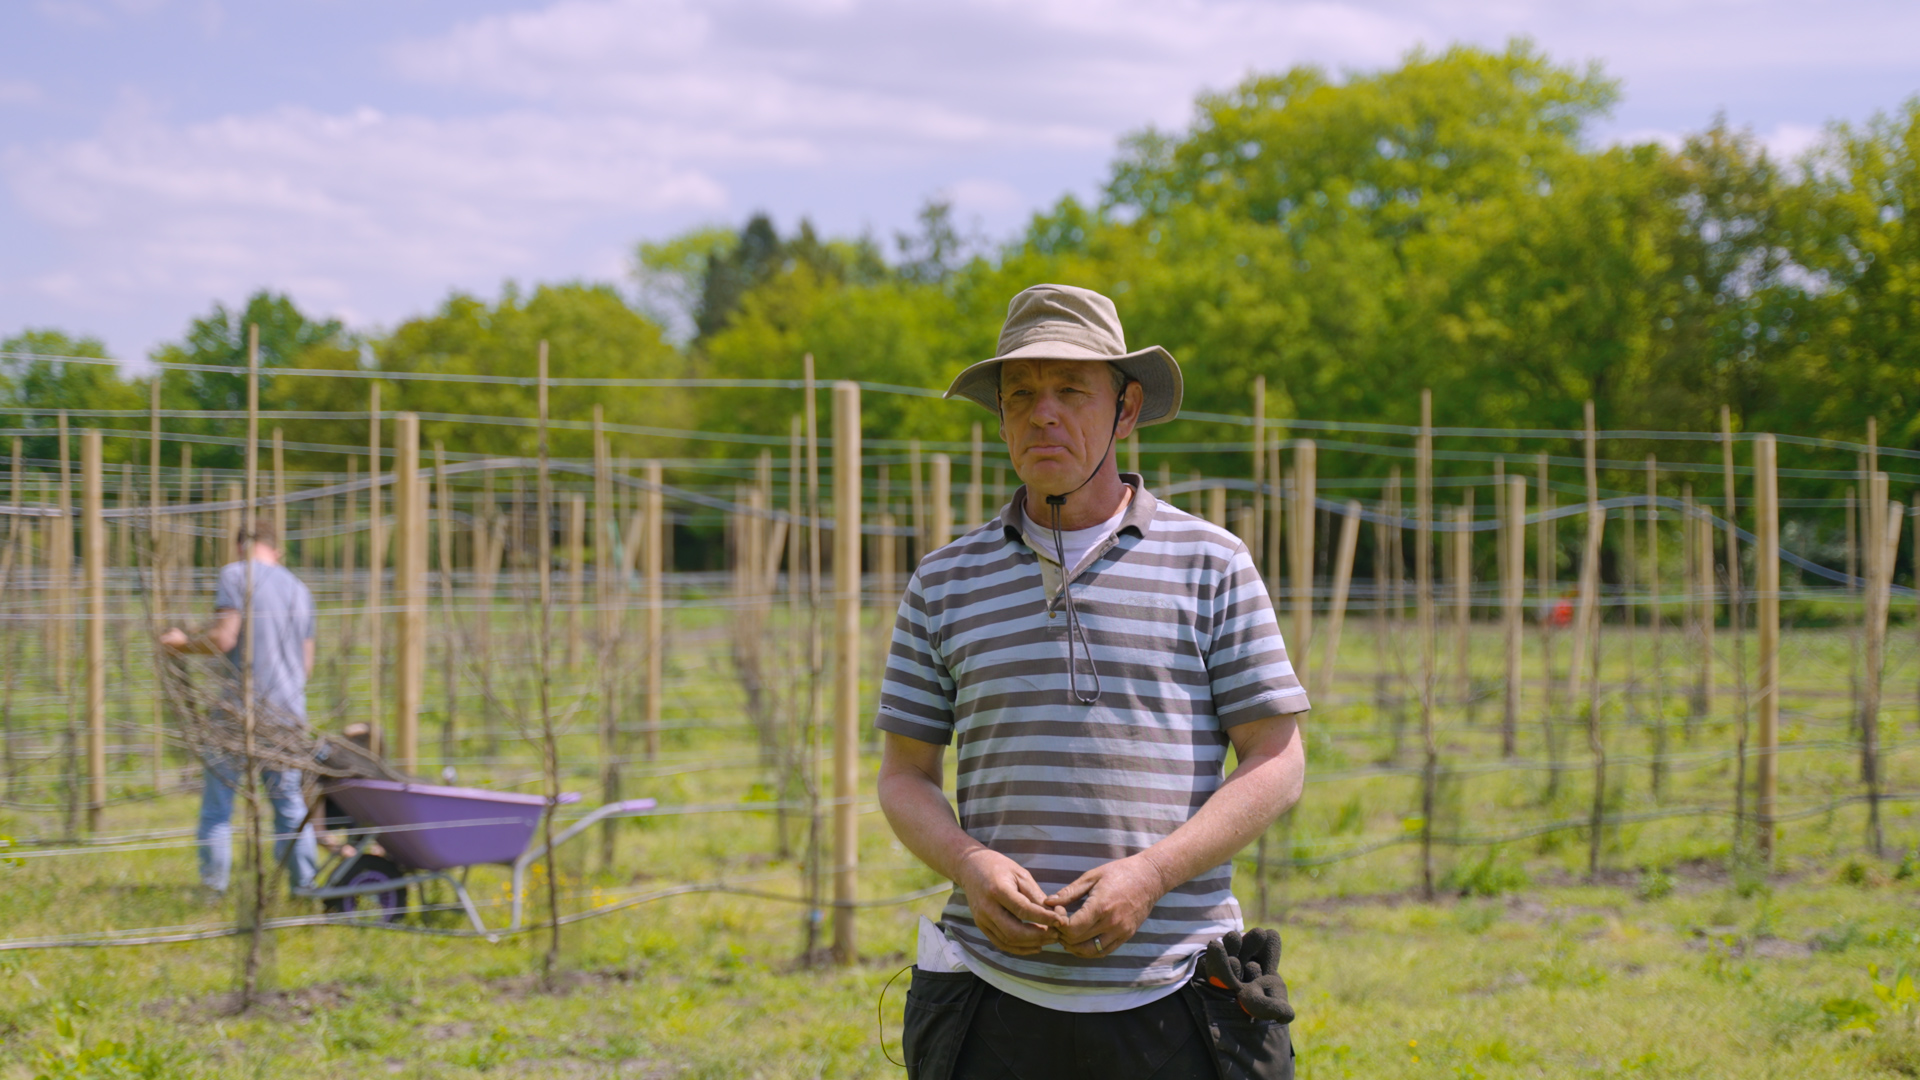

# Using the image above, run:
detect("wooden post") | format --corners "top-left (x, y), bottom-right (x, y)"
top-left (1252, 376), bottom-right (1266, 572)
top-left (53, 412), bottom-right (72, 696)
top-left (1647, 458), bottom-right (1667, 796)
top-left (1689, 485), bottom-right (1713, 721)
top-left (393, 412), bottom-right (424, 775)
top-left (567, 494), bottom-right (585, 667)
top-left (1292, 440), bottom-right (1316, 685)
top-left (831, 381), bottom-right (862, 964)
top-left (1266, 444), bottom-right (1283, 597)
top-left (82, 430), bottom-right (106, 832)
top-left (877, 465), bottom-right (897, 685)
top-left (908, 441), bottom-right (926, 562)
top-left (435, 441), bottom-right (457, 764)
top-left (1503, 474), bottom-right (1526, 757)
top-left (931, 453), bottom-right (952, 549)
top-left (1416, 391), bottom-right (1436, 900)
top-left (3, 437), bottom-right (19, 798)
top-left (967, 423), bottom-right (984, 530)
top-left (147, 380), bottom-right (167, 789)
top-left (1754, 434), bottom-right (1779, 861)
top-left (643, 460), bottom-right (663, 761)
top-left (1453, 495), bottom-right (1472, 704)
top-left (594, 412), bottom-right (622, 864)
top-left (1207, 485), bottom-right (1226, 529)
top-left (1863, 473), bottom-right (1899, 856)
top-left (1127, 431), bottom-right (1139, 478)
top-left (1537, 453), bottom-right (1558, 795)
top-left (1570, 402), bottom-right (1605, 879)
top-left (272, 428), bottom-right (287, 553)
top-left (367, 386), bottom-right (384, 754)
top-left (1312, 502), bottom-right (1362, 702)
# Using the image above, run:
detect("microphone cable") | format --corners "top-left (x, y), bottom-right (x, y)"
top-left (1041, 388), bottom-right (1128, 706)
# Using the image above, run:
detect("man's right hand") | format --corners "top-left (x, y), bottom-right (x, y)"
top-left (956, 847), bottom-right (1062, 955)
top-left (159, 627), bottom-right (189, 651)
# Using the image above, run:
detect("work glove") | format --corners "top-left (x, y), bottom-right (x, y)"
top-left (1202, 928), bottom-right (1294, 1023)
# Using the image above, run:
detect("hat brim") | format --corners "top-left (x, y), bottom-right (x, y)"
top-left (942, 342), bottom-right (1183, 427)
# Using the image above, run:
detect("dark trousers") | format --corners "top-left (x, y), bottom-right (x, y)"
top-left (903, 969), bottom-right (1292, 1080)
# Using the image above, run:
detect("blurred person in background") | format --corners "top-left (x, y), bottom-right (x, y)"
top-left (161, 521), bottom-right (318, 896)
top-left (877, 284), bottom-right (1306, 1079)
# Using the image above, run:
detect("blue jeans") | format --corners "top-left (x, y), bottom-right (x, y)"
top-left (197, 762), bottom-right (318, 893)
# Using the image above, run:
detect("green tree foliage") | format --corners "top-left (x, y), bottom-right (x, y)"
top-left (150, 291), bottom-right (349, 471)
top-left (1779, 99), bottom-right (1920, 446)
top-left (0, 329), bottom-right (146, 464)
top-left (274, 282), bottom-right (687, 464)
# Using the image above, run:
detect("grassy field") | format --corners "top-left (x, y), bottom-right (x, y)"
top-left (5, 604), bottom-right (1920, 1079)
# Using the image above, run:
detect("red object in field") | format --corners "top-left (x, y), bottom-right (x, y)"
top-left (1550, 598), bottom-right (1574, 627)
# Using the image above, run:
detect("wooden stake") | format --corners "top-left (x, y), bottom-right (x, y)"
top-left (877, 464), bottom-right (896, 688)
top-left (54, 412), bottom-right (71, 697)
top-left (908, 441), bottom-right (926, 562)
top-left (831, 381), bottom-right (862, 964)
top-left (931, 453), bottom-right (952, 549)
top-left (148, 380), bottom-right (167, 789)
top-left (367, 386), bottom-right (384, 754)
top-left (82, 430), bottom-right (106, 832)
top-left (595, 412), bottom-right (622, 864)
top-left (566, 493), bottom-right (585, 667)
top-left (1570, 402), bottom-right (1605, 879)
top-left (1416, 391), bottom-right (1436, 900)
top-left (1863, 474), bottom-right (1899, 855)
top-left (1252, 376), bottom-right (1266, 568)
top-left (643, 460), bottom-right (663, 761)
top-left (967, 423), bottom-right (984, 530)
top-left (435, 441), bottom-right (456, 765)
top-left (1207, 485), bottom-right (1226, 529)
top-left (1754, 433), bottom-right (1779, 861)
top-left (534, 341), bottom-right (564, 982)
top-left (1292, 440), bottom-right (1316, 686)
top-left (1266, 445), bottom-right (1283, 597)
top-left (272, 428), bottom-right (287, 554)
top-left (1537, 453), bottom-right (1558, 795)
top-left (1503, 474), bottom-right (1526, 758)
top-left (1647, 457), bottom-right (1667, 796)
top-left (394, 412), bottom-right (424, 775)
top-left (1313, 502), bottom-right (1361, 702)
top-left (1453, 495), bottom-right (1472, 704)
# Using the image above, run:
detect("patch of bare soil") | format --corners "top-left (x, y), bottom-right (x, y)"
top-left (145, 980), bottom-right (360, 1023)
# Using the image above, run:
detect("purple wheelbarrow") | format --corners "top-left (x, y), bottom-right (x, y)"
top-left (300, 778), bottom-right (655, 935)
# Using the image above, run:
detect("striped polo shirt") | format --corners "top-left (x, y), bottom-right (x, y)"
top-left (876, 474), bottom-right (1309, 1010)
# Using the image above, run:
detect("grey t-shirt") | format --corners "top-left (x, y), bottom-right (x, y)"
top-left (214, 560), bottom-right (315, 728)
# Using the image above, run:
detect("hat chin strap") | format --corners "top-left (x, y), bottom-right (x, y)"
top-left (1041, 390), bottom-right (1127, 707)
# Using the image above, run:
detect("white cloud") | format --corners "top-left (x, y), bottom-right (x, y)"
top-left (1759, 122), bottom-right (1824, 164)
top-left (5, 103), bottom-right (729, 333)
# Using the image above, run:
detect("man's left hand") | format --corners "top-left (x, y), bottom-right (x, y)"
top-left (1043, 853), bottom-right (1169, 958)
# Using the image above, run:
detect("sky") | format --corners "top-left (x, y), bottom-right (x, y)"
top-left (2, 0), bottom-right (1916, 363)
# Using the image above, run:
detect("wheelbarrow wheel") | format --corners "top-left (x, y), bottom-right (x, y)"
top-left (323, 853), bottom-right (408, 923)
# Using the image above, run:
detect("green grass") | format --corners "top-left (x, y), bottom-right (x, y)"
top-left (5, 604), bottom-right (1920, 1078)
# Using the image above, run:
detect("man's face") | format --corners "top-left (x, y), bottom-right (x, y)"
top-left (998, 359), bottom-right (1140, 496)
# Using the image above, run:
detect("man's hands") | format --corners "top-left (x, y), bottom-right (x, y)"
top-left (956, 848), bottom-right (1172, 958)
top-left (1044, 852), bottom-right (1171, 958)
top-left (955, 847), bottom-right (1063, 955)
top-left (159, 627), bottom-right (190, 650)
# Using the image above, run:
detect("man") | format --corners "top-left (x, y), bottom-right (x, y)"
top-left (160, 521), bottom-right (318, 894)
top-left (877, 284), bottom-right (1308, 1080)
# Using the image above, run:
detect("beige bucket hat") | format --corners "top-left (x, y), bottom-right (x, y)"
top-left (944, 284), bottom-right (1183, 426)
